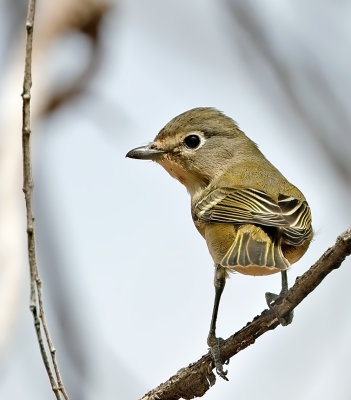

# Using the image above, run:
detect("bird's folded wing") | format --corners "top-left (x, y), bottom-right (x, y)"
top-left (193, 188), bottom-right (312, 246)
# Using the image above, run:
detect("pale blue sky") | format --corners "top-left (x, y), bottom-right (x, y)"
top-left (1, 1), bottom-right (350, 399)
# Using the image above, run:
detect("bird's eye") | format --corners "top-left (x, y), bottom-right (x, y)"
top-left (183, 134), bottom-right (201, 149)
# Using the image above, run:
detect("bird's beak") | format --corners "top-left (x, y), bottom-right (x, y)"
top-left (126, 145), bottom-right (165, 161)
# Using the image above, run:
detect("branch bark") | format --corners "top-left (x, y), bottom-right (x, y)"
top-left (140, 228), bottom-right (351, 400)
top-left (21, 1), bottom-right (70, 399)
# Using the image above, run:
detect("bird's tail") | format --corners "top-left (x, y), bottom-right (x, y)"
top-left (221, 224), bottom-right (289, 276)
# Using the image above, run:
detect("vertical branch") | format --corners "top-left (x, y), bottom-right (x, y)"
top-left (22, 0), bottom-right (36, 310)
top-left (21, 1), bottom-right (70, 399)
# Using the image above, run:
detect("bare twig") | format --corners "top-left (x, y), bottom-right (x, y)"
top-left (21, 1), bottom-right (70, 399)
top-left (140, 228), bottom-right (351, 400)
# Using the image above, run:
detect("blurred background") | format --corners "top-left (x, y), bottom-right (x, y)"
top-left (0, 0), bottom-right (350, 399)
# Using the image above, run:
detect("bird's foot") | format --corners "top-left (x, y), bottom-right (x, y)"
top-left (265, 291), bottom-right (294, 326)
top-left (207, 335), bottom-right (229, 381)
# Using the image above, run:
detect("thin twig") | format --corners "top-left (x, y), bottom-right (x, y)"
top-left (21, 1), bottom-right (70, 399)
top-left (140, 228), bottom-right (351, 400)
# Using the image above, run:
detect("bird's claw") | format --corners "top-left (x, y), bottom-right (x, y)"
top-left (265, 291), bottom-right (294, 326)
top-left (208, 336), bottom-right (229, 381)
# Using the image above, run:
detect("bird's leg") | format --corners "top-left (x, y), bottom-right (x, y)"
top-left (207, 264), bottom-right (229, 381)
top-left (265, 270), bottom-right (293, 326)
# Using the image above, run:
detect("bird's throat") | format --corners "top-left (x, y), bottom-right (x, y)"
top-left (158, 158), bottom-right (209, 197)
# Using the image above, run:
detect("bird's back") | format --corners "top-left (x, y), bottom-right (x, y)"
top-left (192, 159), bottom-right (313, 275)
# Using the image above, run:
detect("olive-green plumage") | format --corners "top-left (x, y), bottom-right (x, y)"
top-left (127, 107), bottom-right (312, 275)
top-left (126, 107), bottom-right (313, 379)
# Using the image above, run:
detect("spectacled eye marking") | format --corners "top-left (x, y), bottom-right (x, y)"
top-left (183, 134), bottom-right (201, 149)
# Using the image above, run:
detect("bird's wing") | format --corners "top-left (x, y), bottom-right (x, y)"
top-left (193, 187), bottom-right (312, 246)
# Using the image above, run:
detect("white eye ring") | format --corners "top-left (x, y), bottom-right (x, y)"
top-left (182, 132), bottom-right (206, 150)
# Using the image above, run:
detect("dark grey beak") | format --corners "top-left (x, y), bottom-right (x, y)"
top-left (126, 145), bottom-right (164, 160)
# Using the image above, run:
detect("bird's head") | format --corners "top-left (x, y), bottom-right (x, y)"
top-left (126, 107), bottom-right (258, 196)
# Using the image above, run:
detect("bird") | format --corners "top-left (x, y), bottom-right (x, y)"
top-left (126, 107), bottom-right (313, 380)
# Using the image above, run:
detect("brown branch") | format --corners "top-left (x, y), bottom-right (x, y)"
top-left (140, 228), bottom-right (351, 400)
top-left (21, 1), bottom-right (70, 399)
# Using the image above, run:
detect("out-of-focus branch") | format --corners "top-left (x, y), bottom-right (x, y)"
top-left (224, 0), bottom-right (351, 183)
top-left (21, 1), bottom-right (70, 399)
top-left (36, 0), bottom-right (111, 114)
top-left (140, 228), bottom-right (351, 400)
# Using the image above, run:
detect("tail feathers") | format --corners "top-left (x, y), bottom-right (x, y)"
top-left (221, 225), bottom-right (289, 271)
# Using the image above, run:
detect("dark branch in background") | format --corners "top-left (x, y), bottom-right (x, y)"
top-left (224, 0), bottom-right (351, 184)
top-left (140, 228), bottom-right (351, 400)
top-left (21, 1), bottom-right (70, 399)
top-left (41, 1), bottom-right (110, 114)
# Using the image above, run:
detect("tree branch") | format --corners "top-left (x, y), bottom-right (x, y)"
top-left (140, 228), bottom-right (351, 400)
top-left (21, 1), bottom-right (70, 399)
